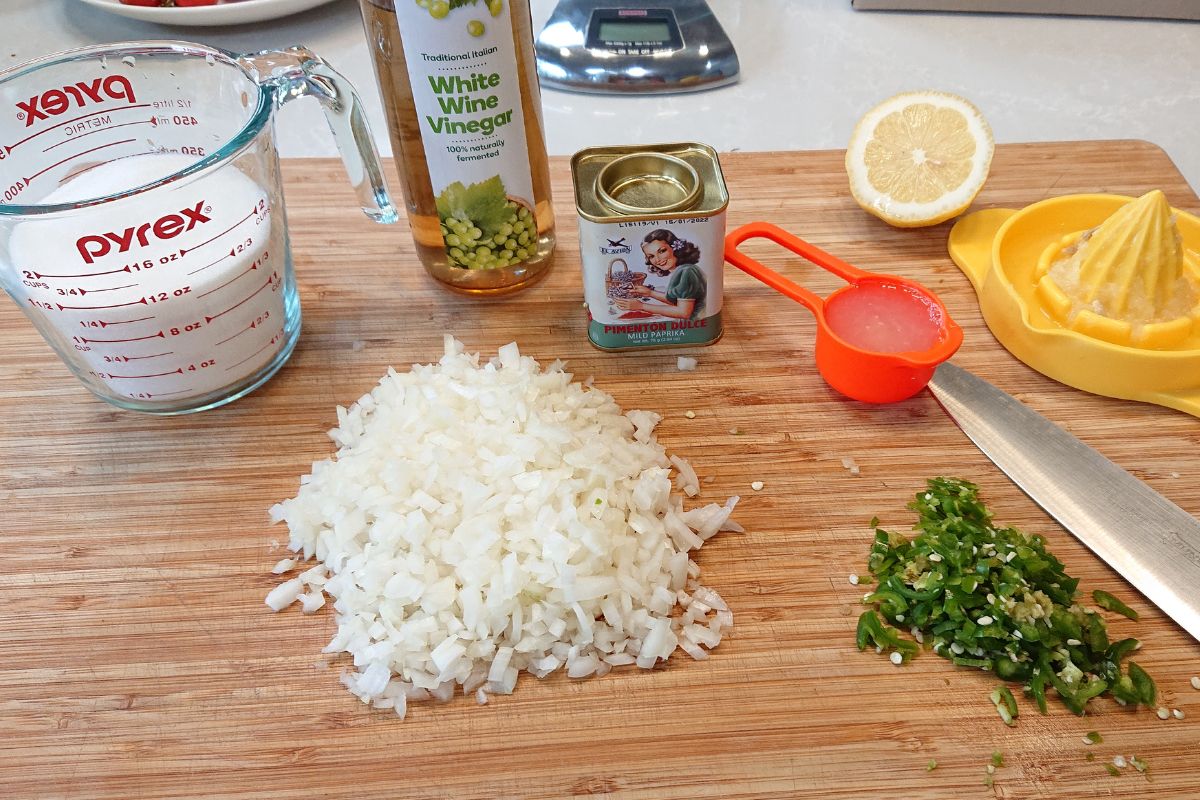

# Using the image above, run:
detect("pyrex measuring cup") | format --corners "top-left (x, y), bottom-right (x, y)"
top-left (725, 222), bottom-right (962, 403)
top-left (0, 41), bottom-right (395, 414)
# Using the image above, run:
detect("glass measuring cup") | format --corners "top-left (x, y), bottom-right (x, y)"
top-left (725, 222), bottom-right (963, 403)
top-left (0, 41), bottom-right (395, 414)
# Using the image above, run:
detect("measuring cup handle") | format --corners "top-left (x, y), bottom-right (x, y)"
top-left (726, 221), bottom-right (871, 293)
top-left (240, 47), bottom-right (397, 224)
top-left (723, 223), bottom-right (825, 313)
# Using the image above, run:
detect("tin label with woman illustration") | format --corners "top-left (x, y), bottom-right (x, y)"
top-left (572, 143), bottom-right (729, 351)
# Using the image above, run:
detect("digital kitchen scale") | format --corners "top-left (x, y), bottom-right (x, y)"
top-left (535, 0), bottom-right (739, 94)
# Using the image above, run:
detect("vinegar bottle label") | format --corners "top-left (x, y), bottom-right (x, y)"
top-left (392, 1), bottom-right (538, 270)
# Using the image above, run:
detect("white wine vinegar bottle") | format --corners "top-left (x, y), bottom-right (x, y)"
top-left (360, 0), bottom-right (556, 294)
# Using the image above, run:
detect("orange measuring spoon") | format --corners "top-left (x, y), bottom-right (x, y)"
top-left (725, 222), bottom-right (963, 403)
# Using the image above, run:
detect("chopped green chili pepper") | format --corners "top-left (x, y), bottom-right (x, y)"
top-left (855, 610), bottom-right (919, 662)
top-left (855, 478), bottom-right (1160, 720)
top-left (1127, 662), bottom-right (1157, 705)
top-left (855, 611), bottom-right (873, 650)
top-left (1130, 755), bottom-right (1148, 773)
top-left (994, 657), bottom-right (1032, 681)
top-left (1086, 752), bottom-right (1096, 762)
top-left (926, 759), bottom-right (938, 771)
top-left (1085, 731), bottom-right (1103, 744)
top-left (1106, 638), bottom-right (1140, 662)
top-left (952, 655), bottom-right (992, 669)
top-left (1093, 590), bottom-right (1139, 620)
top-left (991, 751), bottom-right (1005, 768)
top-left (1104, 764), bottom-right (1121, 777)
top-left (866, 589), bottom-right (909, 618)
top-left (1085, 612), bottom-right (1109, 652)
top-left (1027, 669), bottom-right (1049, 714)
top-left (1074, 677), bottom-right (1109, 705)
top-left (990, 687), bottom-right (1018, 726)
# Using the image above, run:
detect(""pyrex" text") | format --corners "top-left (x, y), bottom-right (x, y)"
top-left (17, 75), bottom-right (137, 128)
top-left (76, 201), bottom-right (211, 264)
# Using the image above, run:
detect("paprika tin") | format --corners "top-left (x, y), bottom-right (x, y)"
top-left (572, 143), bottom-right (728, 351)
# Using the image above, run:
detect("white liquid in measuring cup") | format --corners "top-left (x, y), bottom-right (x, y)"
top-left (7, 153), bottom-right (287, 405)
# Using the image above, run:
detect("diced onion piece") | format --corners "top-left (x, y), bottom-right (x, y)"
top-left (264, 339), bottom-right (742, 719)
top-left (679, 638), bottom-right (709, 660)
top-left (299, 592), bottom-right (326, 614)
top-left (265, 578), bottom-right (304, 611)
top-left (670, 455), bottom-right (700, 498)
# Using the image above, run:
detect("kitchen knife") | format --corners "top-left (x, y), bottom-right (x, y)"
top-left (927, 362), bottom-right (1200, 644)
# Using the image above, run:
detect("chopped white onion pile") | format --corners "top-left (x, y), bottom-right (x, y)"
top-left (266, 337), bottom-right (741, 718)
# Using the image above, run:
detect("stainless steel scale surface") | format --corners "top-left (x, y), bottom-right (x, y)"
top-left (535, 0), bottom-right (739, 94)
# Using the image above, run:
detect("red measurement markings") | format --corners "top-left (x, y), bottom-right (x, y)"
top-left (85, 315), bottom-right (156, 328)
top-left (61, 287), bottom-right (194, 310)
top-left (205, 272), bottom-right (277, 323)
top-left (125, 387), bottom-right (193, 400)
top-left (23, 138), bottom-right (136, 184)
top-left (197, 261), bottom-right (259, 298)
top-left (35, 265), bottom-right (133, 279)
top-left (49, 287), bottom-right (136, 298)
top-left (57, 297), bottom-right (145, 311)
top-left (223, 332), bottom-right (282, 372)
top-left (78, 330), bottom-right (165, 344)
top-left (188, 253), bottom-right (229, 276)
top-left (106, 352), bottom-right (174, 363)
top-left (41, 119), bottom-right (154, 152)
top-left (85, 283), bottom-right (137, 294)
top-left (4, 104), bottom-right (151, 154)
top-left (105, 367), bottom-right (183, 380)
top-left (190, 244), bottom-right (268, 277)
top-left (61, 150), bottom-right (160, 184)
top-left (214, 315), bottom-right (268, 346)
top-left (179, 207), bottom-right (257, 256)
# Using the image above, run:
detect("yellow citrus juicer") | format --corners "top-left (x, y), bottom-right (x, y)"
top-left (948, 191), bottom-right (1200, 416)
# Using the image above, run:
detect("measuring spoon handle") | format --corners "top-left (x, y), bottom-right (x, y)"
top-left (724, 222), bottom-right (870, 313)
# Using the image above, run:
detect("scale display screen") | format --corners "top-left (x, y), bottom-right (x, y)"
top-left (536, 0), bottom-right (739, 93)
top-left (585, 9), bottom-right (683, 50)
top-left (597, 20), bottom-right (673, 44)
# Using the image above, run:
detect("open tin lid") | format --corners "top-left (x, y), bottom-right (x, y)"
top-left (596, 152), bottom-right (702, 215)
top-left (571, 142), bottom-right (729, 224)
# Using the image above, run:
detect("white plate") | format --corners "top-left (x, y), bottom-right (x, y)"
top-left (76, 0), bottom-right (341, 27)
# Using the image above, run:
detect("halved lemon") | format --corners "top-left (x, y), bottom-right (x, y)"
top-left (846, 91), bottom-right (994, 228)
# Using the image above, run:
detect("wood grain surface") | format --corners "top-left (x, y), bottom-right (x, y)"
top-left (2, 142), bottom-right (1199, 800)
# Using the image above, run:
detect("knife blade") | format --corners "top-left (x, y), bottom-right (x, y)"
top-left (927, 362), bottom-right (1200, 644)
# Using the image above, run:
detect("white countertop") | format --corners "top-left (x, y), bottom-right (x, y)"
top-left (7, 0), bottom-right (1200, 191)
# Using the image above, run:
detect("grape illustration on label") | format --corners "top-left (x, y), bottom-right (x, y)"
top-left (398, 0), bottom-right (539, 271)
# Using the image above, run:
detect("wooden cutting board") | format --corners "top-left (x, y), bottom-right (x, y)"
top-left (2, 142), bottom-right (1199, 800)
